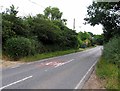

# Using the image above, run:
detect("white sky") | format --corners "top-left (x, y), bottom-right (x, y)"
top-left (0, 0), bottom-right (103, 34)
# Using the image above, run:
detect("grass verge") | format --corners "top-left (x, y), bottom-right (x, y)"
top-left (96, 57), bottom-right (119, 89)
top-left (20, 48), bottom-right (85, 62)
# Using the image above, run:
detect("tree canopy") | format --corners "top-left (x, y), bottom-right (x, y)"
top-left (84, 1), bottom-right (120, 42)
top-left (44, 6), bottom-right (63, 20)
top-left (2, 5), bottom-right (104, 60)
top-left (2, 5), bottom-right (80, 59)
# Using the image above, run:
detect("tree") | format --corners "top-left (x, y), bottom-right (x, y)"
top-left (84, 1), bottom-right (120, 42)
top-left (88, 32), bottom-right (94, 37)
top-left (31, 17), bottom-right (61, 44)
top-left (77, 31), bottom-right (92, 47)
top-left (78, 31), bottom-right (91, 41)
top-left (2, 5), bottom-right (18, 43)
top-left (2, 5), bottom-right (80, 60)
top-left (44, 6), bottom-right (63, 20)
top-left (93, 34), bottom-right (104, 45)
top-left (2, 5), bottom-right (29, 43)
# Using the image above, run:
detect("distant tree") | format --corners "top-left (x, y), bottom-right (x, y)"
top-left (44, 6), bottom-right (63, 20)
top-left (44, 6), bottom-right (68, 28)
top-left (78, 31), bottom-right (91, 41)
top-left (93, 34), bottom-right (104, 45)
top-left (88, 32), bottom-right (94, 37)
top-left (36, 14), bottom-right (48, 20)
top-left (78, 31), bottom-right (92, 47)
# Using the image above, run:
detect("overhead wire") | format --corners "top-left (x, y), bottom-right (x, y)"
top-left (28, 0), bottom-right (45, 9)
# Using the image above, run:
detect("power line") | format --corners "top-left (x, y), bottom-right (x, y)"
top-left (28, 0), bottom-right (45, 9)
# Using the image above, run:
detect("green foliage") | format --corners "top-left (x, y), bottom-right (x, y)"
top-left (2, 5), bottom-right (81, 60)
top-left (96, 57), bottom-right (118, 89)
top-left (77, 35), bottom-right (83, 48)
top-left (93, 34), bottom-right (104, 45)
top-left (52, 20), bottom-right (66, 30)
top-left (78, 31), bottom-right (91, 41)
top-left (60, 28), bottom-right (79, 49)
top-left (32, 18), bottom-right (61, 44)
top-left (77, 31), bottom-right (92, 48)
top-left (21, 49), bottom-right (84, 62)
top-left (103, 37), bottom-right (120, 64)
top-left (44, 6), bottom-right (63, 20)
top-left (5, 37), bottom-right (40, 60)
top-left (84, 2), bottom-right (120, 42)
top-left (2, 6), bottom-right (29, 44)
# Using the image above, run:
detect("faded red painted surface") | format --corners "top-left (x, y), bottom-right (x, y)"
top-left (36, 59), bottom-right (66, 68)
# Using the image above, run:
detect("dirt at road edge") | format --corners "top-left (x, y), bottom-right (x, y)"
top-left (0, 59), bottom-right (24, 68)
top-left (82, 69), bottom-right (105, 89)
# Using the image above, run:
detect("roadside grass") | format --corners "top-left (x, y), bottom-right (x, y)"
top-left (96, 57), bottom-right (119, 89)
top-left (20, 46), bottom-right (96, 62)
top-left (20, 48), bottom-right (85, 62)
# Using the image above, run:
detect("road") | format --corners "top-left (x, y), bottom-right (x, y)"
top-left (1, 46), bottom-right (103, 90)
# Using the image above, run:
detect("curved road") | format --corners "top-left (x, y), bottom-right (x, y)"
top-left (1, 46), bottom-right (103, 90)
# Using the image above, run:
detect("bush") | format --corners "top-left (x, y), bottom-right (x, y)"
top-left (77, 35), bottom-right (83, 48)
top-left (103, 37), bottom-right (120, 64)
top-left (5, 37), bottom-right (40, 60)
top-left (31, 18), bottom-right (61, 44)
top-left (29, 39), bottom-right (45, 54)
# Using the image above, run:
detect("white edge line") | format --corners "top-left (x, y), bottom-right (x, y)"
top-left (74, 60), bottom-right (98, 89)
top-left (0, 76), bottom-right (33, 90)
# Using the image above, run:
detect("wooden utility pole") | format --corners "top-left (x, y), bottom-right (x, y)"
top-left (73, 18), bottom-right (75, 30)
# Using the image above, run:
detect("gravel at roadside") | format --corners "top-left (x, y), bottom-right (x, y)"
top-left (82, 69), bottom-right (105, 89)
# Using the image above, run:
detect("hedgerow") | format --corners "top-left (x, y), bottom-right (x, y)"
top-left (103, 37), bottom-right (120, 64)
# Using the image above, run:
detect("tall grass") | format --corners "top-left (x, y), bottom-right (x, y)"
top-left (96, 36), bottom-right (120, 89)
top-left (21, 48), bottom-right (84, 62)
top-left (96, 57), bottom-right (119, 89)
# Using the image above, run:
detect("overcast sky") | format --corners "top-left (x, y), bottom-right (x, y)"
top-left (0, 0), bottom-right (103, 34)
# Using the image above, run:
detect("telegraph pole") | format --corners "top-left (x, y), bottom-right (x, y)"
top-left (73, 18), bottom-right (75, 30)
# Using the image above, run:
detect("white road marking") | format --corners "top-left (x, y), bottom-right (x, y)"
top-left (27, 62), bottom-right (32, 65)
top-left (45, 70), bottom-right (48, 72)
top-left (0, 76), bottom-right (32, 90)
top-left (54, 59), bottom-right (74, 68)
top-left (74, 60), bottom-right (98, 89)
top-left (64, 59), bottom-right (74, 64)
top-left (11, 65), bottom-right (20, 69)
top-left (46, 62), bottom-right (52, 65)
